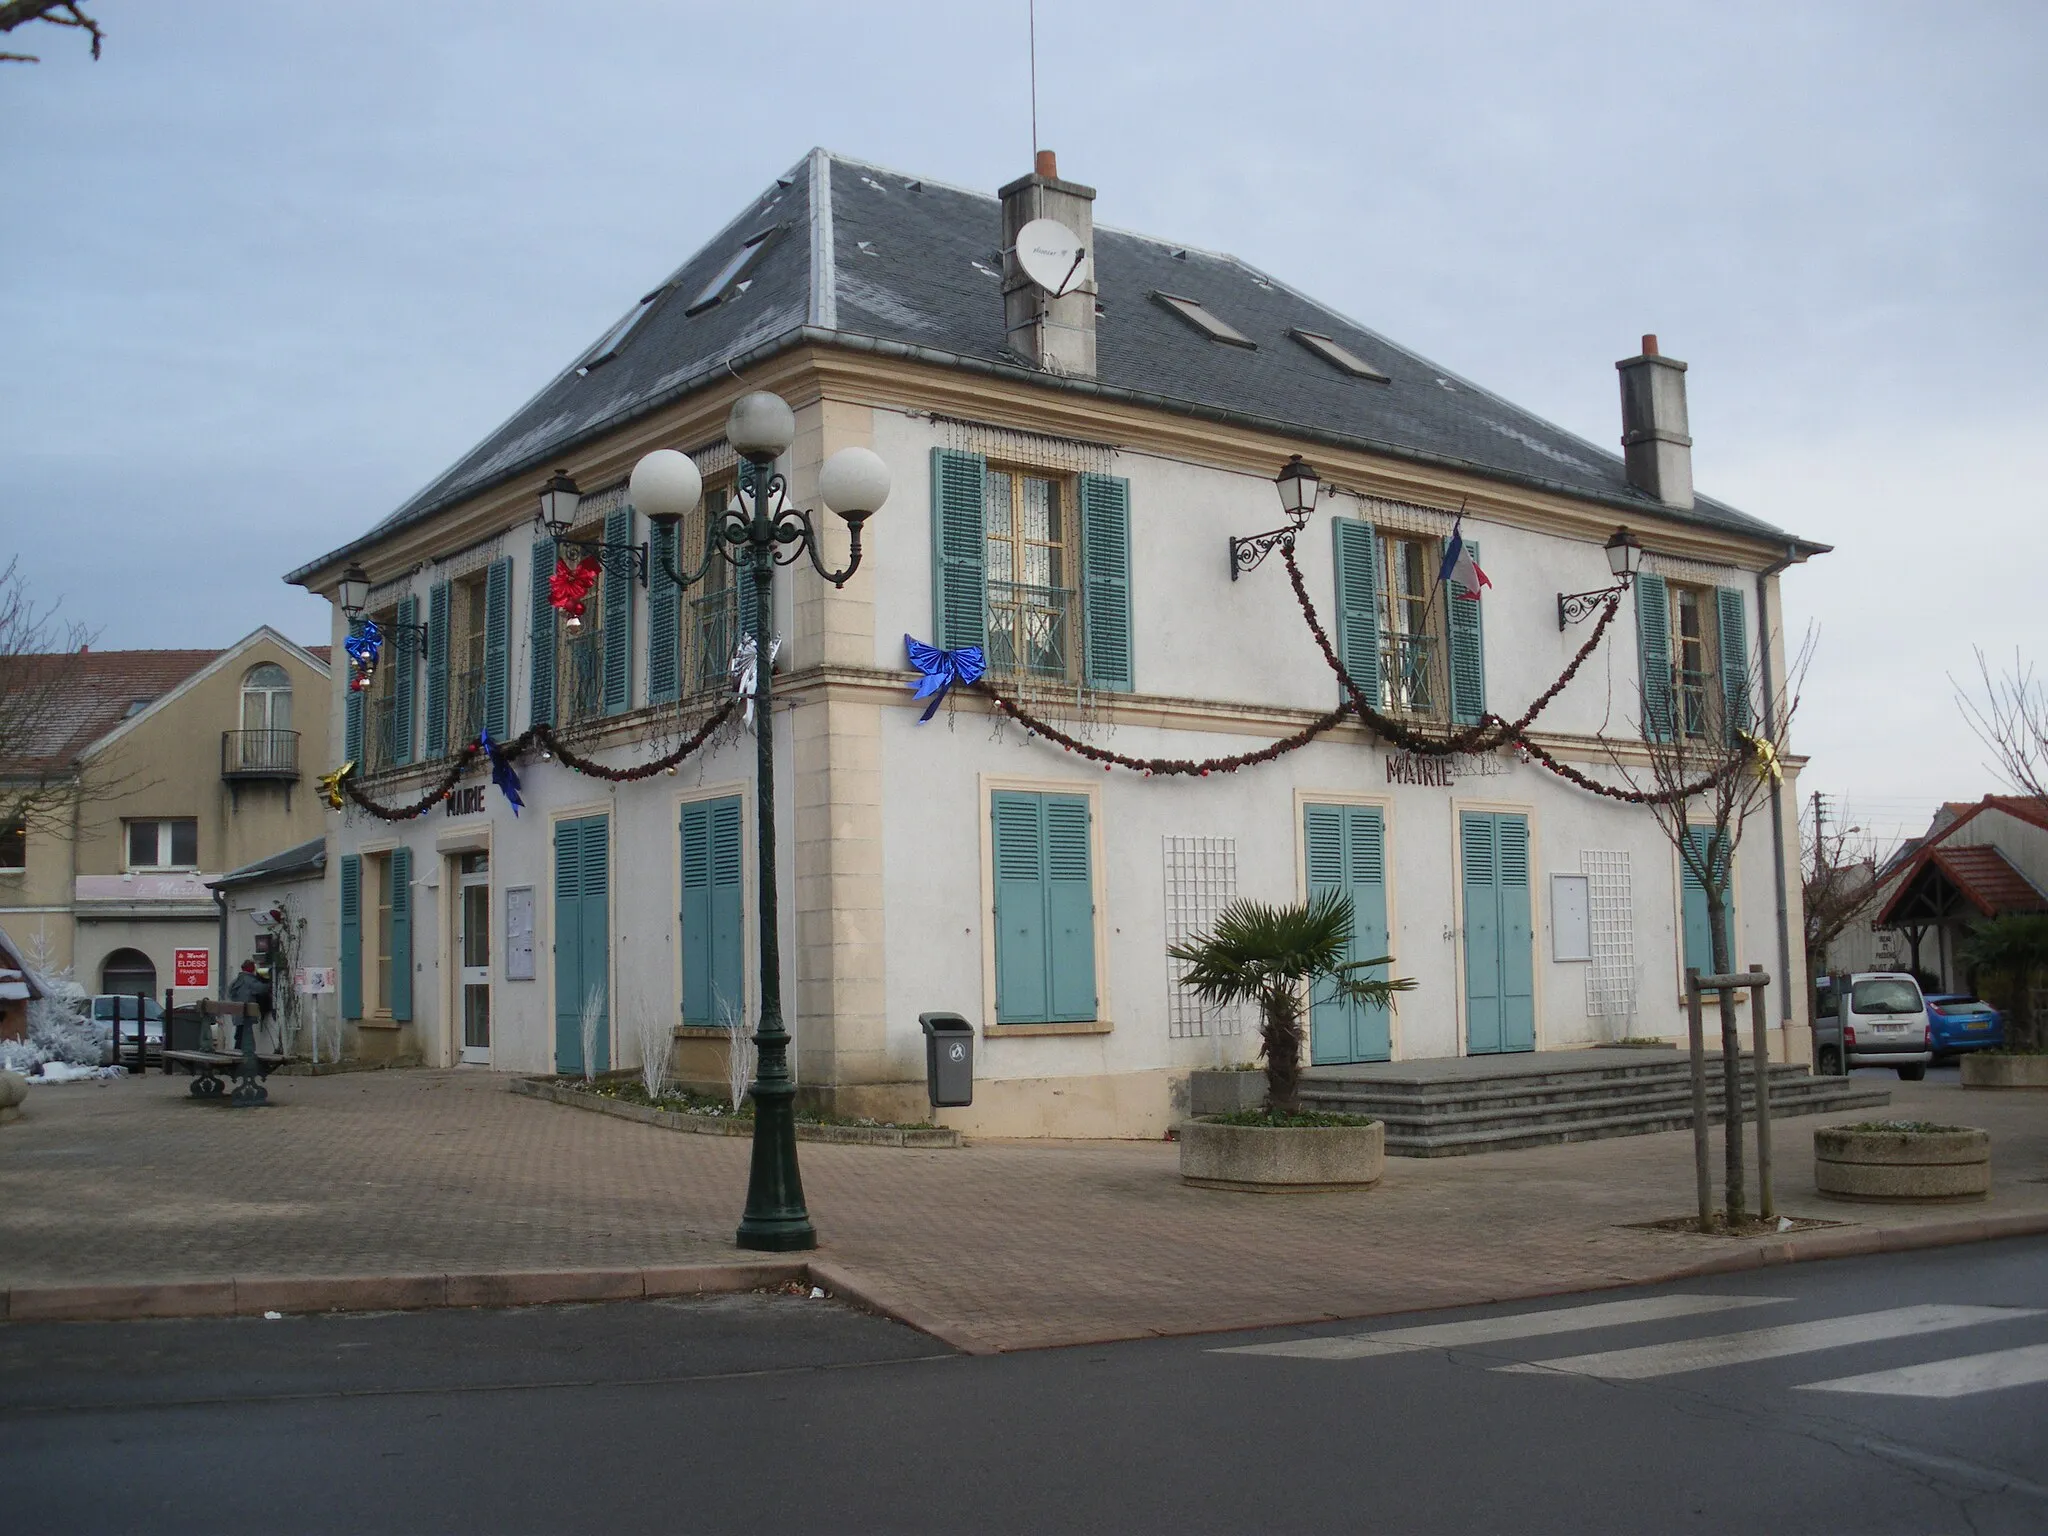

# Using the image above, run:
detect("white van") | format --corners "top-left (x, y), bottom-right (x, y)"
top-left (1841, 972), bottom-right (1932, 1080)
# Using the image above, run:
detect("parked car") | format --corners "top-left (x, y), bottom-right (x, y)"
top-left (90, 994), bottom-right (164, 1065)
top-left (1923, 993), bottom-right (2005, 1060)
top-left (1839, 972), bottom-right (1932, 1080)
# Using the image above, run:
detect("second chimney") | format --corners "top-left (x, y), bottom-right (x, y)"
top-left (1616, 333), bottom-right (1693, 510)
top-left (999, 150), bottom-right (1097, 377)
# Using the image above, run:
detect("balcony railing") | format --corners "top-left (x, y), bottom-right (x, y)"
top-left (690, 587), bottom-right (740, 694)
top-left (451, 667), bottom-right (486, 751)
top-left (221, 729), bottom-right (300, 780)
top-left (366, 697), bottom-right (398, 772)
top-left (985, 581), bottom-right (1073, 681)
top-left (1380, 631), bottom-right (1444, 718)
top-left (561, 633), bottom-right (605, 725)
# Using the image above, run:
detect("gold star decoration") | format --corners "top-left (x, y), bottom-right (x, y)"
top-left (1737, 731), bottom-right (1782, 787)
top-left (316, 761), bottom-right (356, 809)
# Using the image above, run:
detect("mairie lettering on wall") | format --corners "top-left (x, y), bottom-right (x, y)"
top-left (1384, 750), bottom-right (1511, 787)
top-left (443, 784), bottom-right (488, 817)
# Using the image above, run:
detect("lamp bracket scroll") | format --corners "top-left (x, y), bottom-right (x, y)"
top-left (1555, 525), bottom-right (1645, 630)
top-left (1229, 453), bottom-right (1321, 582)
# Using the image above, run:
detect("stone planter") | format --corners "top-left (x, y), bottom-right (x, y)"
top-left (0, 1068), bottom-right (25, 1124)
top-left (1814, 1123), bottom-right (1990, 1203)
top-left (1179, 1117), bottom-right (1385, 1192)
top-left (1960, 1055), bottom-right (2048, 1089)
top-left (1186, 1069), bottom-right (1268, 1118)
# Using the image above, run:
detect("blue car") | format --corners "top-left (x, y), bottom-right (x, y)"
top-left (1923, 994), bottom-right (2005, 1059)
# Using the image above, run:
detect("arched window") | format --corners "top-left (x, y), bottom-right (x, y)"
top-left (100, 948), bottom-right (157, 998)
top-left (241, 663), bottom-right (293, 734)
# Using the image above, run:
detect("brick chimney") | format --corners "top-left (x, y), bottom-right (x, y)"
top-left (999, 150), bottom-right (1097, 377)
top-left (1616, 333), bottom-right (1693, 510)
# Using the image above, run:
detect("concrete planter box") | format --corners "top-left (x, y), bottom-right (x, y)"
top-left (0, 1068), bottom-right (25, 1124)
top-left (1179, 1117), bottom-right (1385, 1192)
top-left (1815, 1124), bottom-right (1991, 1203)
top-left (1961, 1055), bottom-right (2048, 1089)
top-left (1187, 1069), bottom-right (1268, 1117)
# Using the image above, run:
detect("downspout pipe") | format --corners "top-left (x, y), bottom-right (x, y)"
top-left (1757, 543), bottom-right (1802, 1033)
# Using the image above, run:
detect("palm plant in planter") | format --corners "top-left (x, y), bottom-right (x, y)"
top-left (1170, 891), bottom-right (1415, 1116)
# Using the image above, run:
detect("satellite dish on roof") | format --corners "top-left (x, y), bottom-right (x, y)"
top-left (1015, 217), bottom-right (1090, 297)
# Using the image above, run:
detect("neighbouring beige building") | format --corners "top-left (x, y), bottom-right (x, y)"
top-left (0, 629), bottom-right (331, 1002)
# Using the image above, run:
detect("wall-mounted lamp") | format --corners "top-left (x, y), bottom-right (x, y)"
top-left (534, 468), bottom-right (649, 585)
top-left (1228, 455), bottom-right (1320, 581)
top-left (1556, 526), bottom-right (1644, 629)
top-left (335, 563), bottom-right (428, 658)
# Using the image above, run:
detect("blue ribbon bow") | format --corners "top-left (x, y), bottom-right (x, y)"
top-left (343, 619), bottom-right (383, 671)
top-left (479, 728), bottom-right (523, 815)
top-left (904, 635), bottom-right (986, 723)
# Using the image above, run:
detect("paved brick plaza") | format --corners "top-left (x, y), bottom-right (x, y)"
top-left (3, 1069), bottom-right (2044, 1351)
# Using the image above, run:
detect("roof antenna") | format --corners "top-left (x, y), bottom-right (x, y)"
top-left (1029, 0), bottom-right (1039, 158)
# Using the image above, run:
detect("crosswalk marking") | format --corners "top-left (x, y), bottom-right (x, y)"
top-left (1497, 1305), bottom-right (2042, 1381)
top-left (1211, 1294), bottom-right (1789, 1361)
top-left (1796, 1341), bottom-right (2048, 1399)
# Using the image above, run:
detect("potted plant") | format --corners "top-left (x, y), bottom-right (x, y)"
top-left (1170, 891), bottom-right (1414, 1191)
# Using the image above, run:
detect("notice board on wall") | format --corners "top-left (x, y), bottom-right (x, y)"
top-left (505, 885), bottom-right (535, 981)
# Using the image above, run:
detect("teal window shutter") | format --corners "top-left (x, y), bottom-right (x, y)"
top-left (1446, 538), bottom-right (1486, 725)
top-left (391, 594), bottom-right (417, 766)
top-left (1716, 587), bottom-right (1751, 744)
top-left (338, 854), bottom-right (362, 1020)
top-left (1680, 825), bottom-right (1733, 974)
top-left (679, 798), bottom-right (743, 1028)
top-left (529, 538), bottom-right (556, 728)
top-left (344, 689), bottom-right (363, 765)
top-left (483, 557), bottom-right (512, 739)
top-left (1077, 473), bottom-right (1133, 692)
top-left (1332, 518), bottom-right (1381, 707)
top-left (648, 517), bottom-right (680, 705)
top-left (710, 796), bottom-right (744, 1026)
top-left (388, 845), bottom-right (412, 1021)
top-left (1044, 794), bottom-right (1097, 1021)
top-left (424, 582), bottom-right (450, 757)
top-left (603, 506), bottom-right (633, 715)
top-left (930, 448), bottom-right (987, 652)
top-left (1635, 573), bottom-right (1674, 742)
top-left (581, 815), bottom-right (610, 1074)
top-left (992, 792), bottom-right (1048, 1023)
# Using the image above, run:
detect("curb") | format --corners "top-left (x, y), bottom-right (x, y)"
top-left (511, 1078), bottom-right (961, 1149)
top-left (1654, 1207), bottom-right (2048, 1281)
top-left (0, 1262), bottom-right (807, 1325)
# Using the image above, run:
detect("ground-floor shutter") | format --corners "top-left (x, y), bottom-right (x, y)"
top-left (1680, 826), bottom-right (1733, 976)
top-left (992, 791), bottom-right (1096, 1025)
top-left (339, 853), bottom-right (362, 1020)
top-left (1305, 803), bottom-right (1392, 1065)
top-left (553, 815), bottom-right (610, 1074)
top-left (388, 845), bottom-right (413, 1021)
top-left (1462, 811), bottom-right (1534, 1054)
top-left (679, 796), bottom-right (745, 1027)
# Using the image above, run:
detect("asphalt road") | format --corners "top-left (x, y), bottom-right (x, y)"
top-left (4, 1238), bottom-right (2045, 1534)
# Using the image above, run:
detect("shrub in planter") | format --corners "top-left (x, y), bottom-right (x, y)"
top-left (1168, 892), bottom-right (1414, 1189)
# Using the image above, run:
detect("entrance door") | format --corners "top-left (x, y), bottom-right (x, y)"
top-left (553, 815), bottom-right (610, 1075)
top-left (1305, 803), bottom-right (1392, 1065)
top-left (457, 850), bottom-right (491, 1064)
top-left (1462, 811), bottom-right (1535, 1054)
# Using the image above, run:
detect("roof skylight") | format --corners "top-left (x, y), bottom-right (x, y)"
top-left (1152, 292), bottom-right (1255, 348)
top-left (1291, 328), bottom-right (1389, 381)
top-left (578, 288), bottom-right (666, 372)
top-left (685, 228), bottom-right (777, 316)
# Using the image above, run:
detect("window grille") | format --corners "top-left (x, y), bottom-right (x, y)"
top-left (1165, 836), bottom-right (1243, 1039)
top-left (1581, 850), bottom-right (1636, 1018)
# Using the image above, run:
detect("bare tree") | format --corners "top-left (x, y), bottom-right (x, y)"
top-left (1957, 648), bottom-right (2048, 803)
top-left (1801, 796), bottom-right (1896, 981)
top-left (0, 1), bottom-right (104, 64)
top-left (0, 559), bottom-right (115, 842)
top-left (1602, 621), bottom-right (1810, 1227)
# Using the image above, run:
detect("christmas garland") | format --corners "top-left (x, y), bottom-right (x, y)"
top-left (335, 692), bottom-right (742, 821)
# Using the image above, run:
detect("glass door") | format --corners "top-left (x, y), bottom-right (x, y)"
top-left (457, 851), bottom-right (491, 1065)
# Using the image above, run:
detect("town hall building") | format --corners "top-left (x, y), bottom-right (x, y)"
top-left (287, 149), bottom-right (1822, 1136)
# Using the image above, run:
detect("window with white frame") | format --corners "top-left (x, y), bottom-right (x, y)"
top-left (126, 818), bottom-right (198, 871)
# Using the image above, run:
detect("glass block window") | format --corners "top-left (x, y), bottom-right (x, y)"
top-left (1581, 850), bottom-right (1637, 1019)
top-left (1165, 836), bottom-right (1243, 1039)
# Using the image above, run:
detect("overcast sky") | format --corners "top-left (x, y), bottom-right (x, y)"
top-left (5, 1), bottom-right (2043, 846)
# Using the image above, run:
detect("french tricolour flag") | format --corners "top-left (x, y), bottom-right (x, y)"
top-left (1439, 519), bottom-right (1491, 599)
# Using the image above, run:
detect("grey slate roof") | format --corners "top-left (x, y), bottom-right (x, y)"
top-left (209, 836), bottom-right (326, 890)
top-left (289, 149), bottom-right (1806, 584)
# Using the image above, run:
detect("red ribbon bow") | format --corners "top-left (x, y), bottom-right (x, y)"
top-left (548, 555), bottom-right (601, 620)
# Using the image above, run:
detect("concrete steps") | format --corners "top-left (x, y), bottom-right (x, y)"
top-left (1298, 1056), bottom-right (1890, 1157)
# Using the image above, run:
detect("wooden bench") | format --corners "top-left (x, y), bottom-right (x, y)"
top-left (171, 1000), bottom-right (284, 1107)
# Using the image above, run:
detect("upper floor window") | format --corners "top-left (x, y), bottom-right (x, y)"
top-left (1634, 573), bottom-right (1750, 746)
top-left (0, 820), bottom-right (24, 872)
top-left (556, 522), bottom-right (610, 727)
top-left (363, 606), bottom-right (401, 770)
top-left (1378, 531), bottom-right (1446, 718)
top-left (985, 466), bottom-right (1075, 681)
top-left (684, 478), bottom-right (747, 695)
top-left (127, 817), bottom-right (198, 871)
top-left (240, 663), bottom-right (292, 734)
top-left (452, 572), bottom-right (490, 747)
top-left (1332, 515), bottom-right (1486, 728)
top-left (1669, 583), bottom-right (1720, 740)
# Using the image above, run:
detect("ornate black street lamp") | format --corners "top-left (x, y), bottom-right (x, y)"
top-left (337, 563), bottom-right (428, 657)
top-left (1556, 526), bottom-right (1645, 629)
top-left (631, 392), bottom-right (890, 1251)
top-left (1227, 454), bottom-right (1320, 579)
